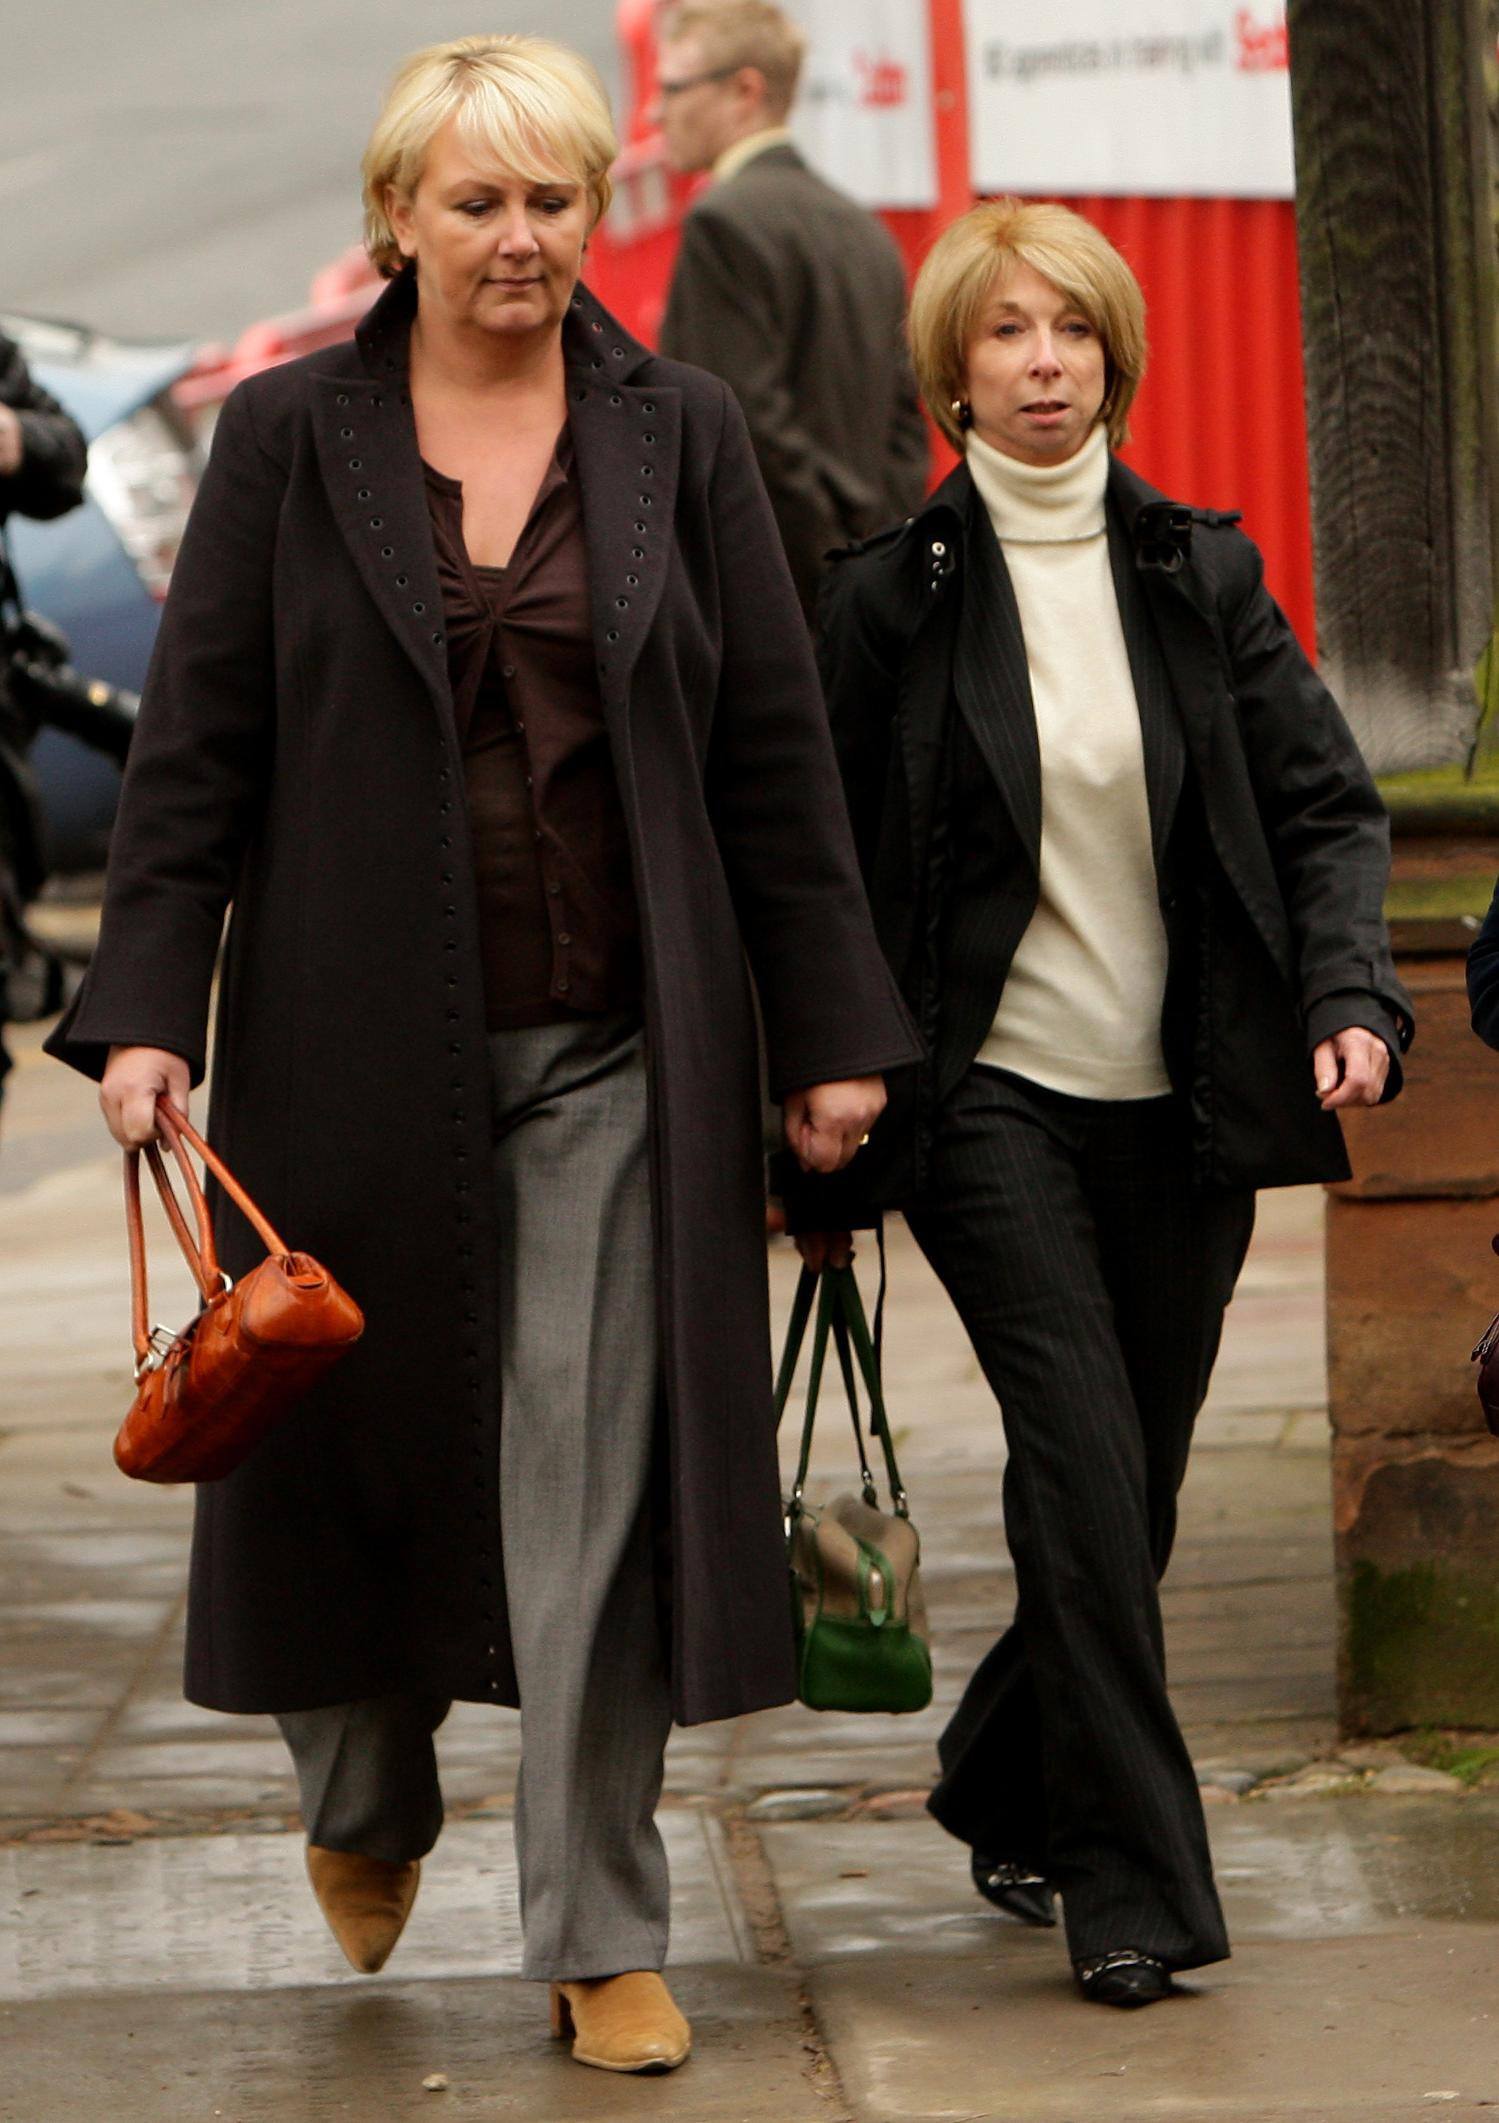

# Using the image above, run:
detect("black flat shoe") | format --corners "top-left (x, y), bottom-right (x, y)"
top-left (1074, 1950), bottom-right (1172, 2008)
top-left (971, 1850), bottom-right (1057, 1928)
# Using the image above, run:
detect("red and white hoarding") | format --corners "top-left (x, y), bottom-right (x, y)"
top-left (964, 2), bottom-right (1293, 200)
top-left (787, 0), bottom-right (940, 210)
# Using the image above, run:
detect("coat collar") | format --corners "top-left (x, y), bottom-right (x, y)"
top-left (350, 266), bottom-right (656, 385)
top-left (937, 451), bottom-right (1192, 873)
top-left (314, 271), bottom-right (677, 744)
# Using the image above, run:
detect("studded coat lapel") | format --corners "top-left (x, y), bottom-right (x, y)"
top-left (311, 371), bottom-right (452, 727)
top-left (566, 372), bottom-right (681, 723)
top-left (309, 274), bottom-right (679, 747)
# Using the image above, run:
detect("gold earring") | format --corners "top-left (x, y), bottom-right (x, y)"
top-left (951, 397), bottom-right (973, 430)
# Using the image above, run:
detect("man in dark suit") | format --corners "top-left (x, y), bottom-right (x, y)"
top-left (654, 0), bottom-right (929, 615)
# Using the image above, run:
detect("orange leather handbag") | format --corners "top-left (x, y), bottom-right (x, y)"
top-left (115, 1096), bottom-right (364, 1483)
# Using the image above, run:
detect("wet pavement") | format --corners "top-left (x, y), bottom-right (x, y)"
top-left (3, 1014), bottom-right (1497, 2119)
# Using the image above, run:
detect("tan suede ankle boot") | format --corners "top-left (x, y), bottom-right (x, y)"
top-left (549, 1972), bottom-right (691, 2072)
top-left (306, 1845), bottom-right (420, 1973)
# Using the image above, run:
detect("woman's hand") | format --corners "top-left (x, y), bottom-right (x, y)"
top-left (1312, 1028), bottom-right (1389, 1111)
top-left (795, 1231), bottom-right (855, 1272)
top-left (100, 1045), bottom-right (190, 1148)
top-left (782, 1075), bottom-right (885, 1173)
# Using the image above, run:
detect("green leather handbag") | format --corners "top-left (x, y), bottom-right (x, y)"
top-left (773, 1264), bottom-right (932, 1714)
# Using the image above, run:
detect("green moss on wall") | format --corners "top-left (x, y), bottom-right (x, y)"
top-left (1345, 1559), bottom-right (1499, 1731)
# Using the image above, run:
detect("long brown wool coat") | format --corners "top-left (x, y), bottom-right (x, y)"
top-left (49, 273), bottom-right (919, 1724)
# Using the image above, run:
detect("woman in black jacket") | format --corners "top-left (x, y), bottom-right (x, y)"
top-left (789, 200), bottom-right (1412, 2008)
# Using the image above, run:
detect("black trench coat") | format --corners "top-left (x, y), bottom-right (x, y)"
top-left (48, 273), bottom-right (919, 1724)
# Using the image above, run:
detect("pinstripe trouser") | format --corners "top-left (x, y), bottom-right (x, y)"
top-left (906, 1064), bottom-right (1254, 1972)
top-left (277, 1012), bottom-right (673, 1982)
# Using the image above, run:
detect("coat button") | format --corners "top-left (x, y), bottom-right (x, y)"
top-left (932, 541), bottom-right (946, 557)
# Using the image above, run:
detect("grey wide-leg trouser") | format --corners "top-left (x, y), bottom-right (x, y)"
top-left (277, 1012), bottom-right (674, 1981)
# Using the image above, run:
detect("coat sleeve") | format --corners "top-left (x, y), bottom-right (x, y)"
top-left (662, 209), bottom-right (844, 610)
top-left (1219, 538), bottom-right (1413, 1081)
top-left (1469, 874), bottom-right (1499, 1049)
top-left (0, 329), bottom-right (87, 523)
top-left (44, 383), bottom-right (281, 1083)
top-left (701, 383), bottom-right (919, 1100)
top-left (771, 546), bottom-right (910, 1231)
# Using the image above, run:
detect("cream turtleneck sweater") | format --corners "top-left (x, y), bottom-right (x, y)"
top-left (967, 423), bottom-right (1170, 1100)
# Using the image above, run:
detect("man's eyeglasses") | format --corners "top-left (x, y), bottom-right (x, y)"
top-left (656, 66), bottom-right (737, 98)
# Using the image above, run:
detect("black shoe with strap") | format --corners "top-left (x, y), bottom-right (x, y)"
top-left (1074, 1949), bottom-right (1172, 2008)
top-left (970, 1850), bottom-right (1057, 1928)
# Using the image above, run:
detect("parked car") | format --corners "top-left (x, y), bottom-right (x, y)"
top-left (2, 312), bottom-right (201, 872)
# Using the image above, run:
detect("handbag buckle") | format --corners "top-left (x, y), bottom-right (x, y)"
top-left (134, 1324), bottom-right (184, 1380)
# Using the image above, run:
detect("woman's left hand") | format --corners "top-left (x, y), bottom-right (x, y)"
top-left (783, 1076), bottom-right (886, 1173)
top-left (1312, 1028), bottom-right (1389, 1110)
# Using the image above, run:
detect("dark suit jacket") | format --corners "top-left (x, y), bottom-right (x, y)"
top-left (45, 269), bottom-right (918, 1725)
top-left (658, 142), bottom-right (929, 612)
top-left (781, 454), bottom-right (1414, 1226)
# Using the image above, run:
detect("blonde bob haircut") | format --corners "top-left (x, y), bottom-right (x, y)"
top-left (661, 2), bottom-right (807, 118)
top-left (909, 199), bottom-right (1148, 452)
top-left (362, 35), bottom-right (619, 278)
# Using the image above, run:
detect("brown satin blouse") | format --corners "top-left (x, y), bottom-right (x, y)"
top-left (423, 431), bottom-right (642, 1032)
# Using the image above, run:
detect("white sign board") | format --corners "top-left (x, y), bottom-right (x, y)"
top-left (788, 0), bottom-right (939, 211)
top-left (965, 1), bottom-right (1294, 200)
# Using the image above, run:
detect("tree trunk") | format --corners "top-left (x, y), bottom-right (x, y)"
top-left (1289, 0), bottom-right (1499, 773)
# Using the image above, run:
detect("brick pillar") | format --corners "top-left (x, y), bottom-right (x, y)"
top-left (1330, 948), bottom-right (1499, 1732)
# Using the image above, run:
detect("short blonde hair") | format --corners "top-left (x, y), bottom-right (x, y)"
top-left (909, 199), bottom-right (1148, 451)
top-left (661, 2), bottom-right (806, 118)
top-left (362, 35), bottom-right (618, 278)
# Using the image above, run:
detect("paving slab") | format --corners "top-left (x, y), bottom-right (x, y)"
top-left (763, 1804), bottom-right (1499, 2121)
top-left (0, 1813), bottom-right (748, 2000)
top-left (805, 1938), bottom-right (1499, 2121)
top-left (1, 1968), bottom-right (825, 2123)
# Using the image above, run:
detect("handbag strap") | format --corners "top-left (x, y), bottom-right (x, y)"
top-left (772, 1263), bottom-right (894, 1523)
top-left (125, 1095), bottom-right (293, 1374)
top-left (824, 1264), bottom-right (911, 1519)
